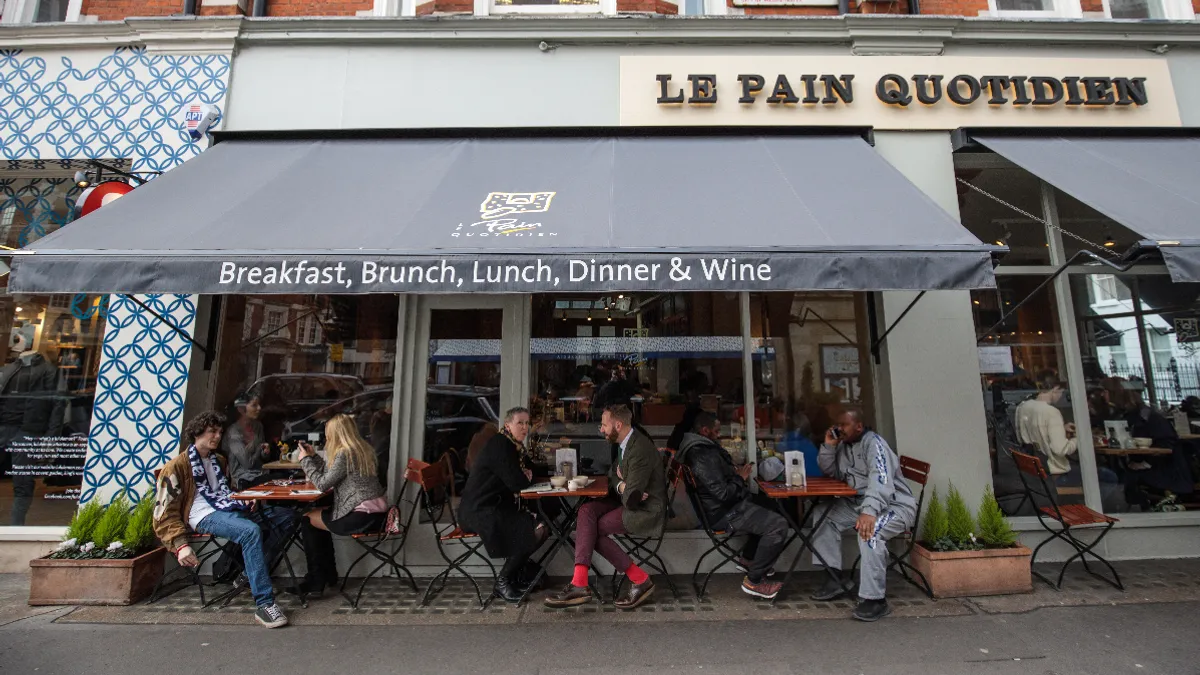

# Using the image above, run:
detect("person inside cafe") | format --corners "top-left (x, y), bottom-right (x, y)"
top-left (544, 404), bottom-right (666, 610)
top-left (295, 414), bottom-right (390, 596)
top-left (677, 411), bottom-right (788, 600)
top-left (222, 395), bottom-right (271, 491)
top-left (808, 410), bottom-right (917, 622)
top-left (1117, 389), bottom-right (1189, 511)
top-left (152, 411), bottom-right (294, 629)
top-left (459, 407), bottom-right (548, 604)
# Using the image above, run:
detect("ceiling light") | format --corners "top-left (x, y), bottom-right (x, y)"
top-left (1103, 233), bottom-right (1116, 248)
top-left (607, 310), bottom-right (612, 321)
top-left (972, 300), bottom-right (980, 305)
top-left (73, 170), bottom-right (91, 189)
top-left (15, 306), bottom-right (22, 312)
top-left (586, 310), bottom-right (592, 322)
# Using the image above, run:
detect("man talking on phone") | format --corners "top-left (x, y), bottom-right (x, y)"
top-left (809, 410), bottom-right (917, 622)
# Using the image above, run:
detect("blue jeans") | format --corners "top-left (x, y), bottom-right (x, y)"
top-left (196, 508), bottom-right (294, 607)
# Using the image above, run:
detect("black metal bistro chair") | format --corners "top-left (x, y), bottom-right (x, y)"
top-left (336, 461), bottom-right (421, 609)
top-left (680, 464), bottom-right (743, 598)
top-left (414, 455), bottom-right (498, 608)
top-left (851, 455), bottom-right (933, 597)
top-left (1012, 450), bottom-right (1123, 591)
top-left (611, 448), bottom-right (683, 600)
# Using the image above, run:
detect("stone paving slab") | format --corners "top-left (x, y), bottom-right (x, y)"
top-left (30, 557), bottom-right (1200, 627)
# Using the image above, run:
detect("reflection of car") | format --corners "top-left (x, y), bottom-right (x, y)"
top-left (282, 386), bottom-right (392, 447)
top-left (247, 373), bottom-right (365, 440)
top-left (423, 385), bottom-right (500, 487)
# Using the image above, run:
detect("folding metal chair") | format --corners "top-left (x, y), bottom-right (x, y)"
top-left (414, 455), bottom-right (498, 608)
top-left (337, 460), bottom-right (421, 608)
top-left (1012, 450), bottom-right (1123, 591)
top-left (680, 464), bottom-right (742, 598)
top-left (147, 531), bottom-right (241, 607)
top-left (611, 448), bottom-right (682, 600)
top-left (851, 455), bottom-right (933, 597)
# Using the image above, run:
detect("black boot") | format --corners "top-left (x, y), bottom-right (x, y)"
top-left (493, 576), bottom-right (524, 604)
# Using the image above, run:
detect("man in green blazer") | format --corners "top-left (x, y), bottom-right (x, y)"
top-left (544, 404), bottom-right (666, 610)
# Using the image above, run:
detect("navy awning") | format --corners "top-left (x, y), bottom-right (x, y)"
top-left (11, 134), bottom-right (998, 294)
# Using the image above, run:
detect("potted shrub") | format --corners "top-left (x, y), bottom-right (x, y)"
top-left (909, 483), bottom-right (1032, 598)
top-left (29, 492), bottom-right (166, 606)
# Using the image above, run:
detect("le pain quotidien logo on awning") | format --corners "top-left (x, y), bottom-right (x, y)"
top-left (452, 192), bottom-right (559, 240)
top-left (654, 72), bottom-right (1150, 108)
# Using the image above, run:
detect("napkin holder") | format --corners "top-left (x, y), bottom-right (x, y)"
top-left (784, 451), bottom-right (807, 488)
top-left (555, 447), bottom-right (579, 478)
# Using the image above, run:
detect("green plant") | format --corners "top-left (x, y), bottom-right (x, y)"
top-left (977, 485), bottom-right (1018, 548)
top-left (65, 499), bottom-right (105, 543)
top-left (946, 483), bottom-right (976, 547)
top-left (921, 487), bottom-right (949, 545)
top-left (121, 490), bottom-right (157, 553)
top-left (90, 493), bottom-right (131, 550)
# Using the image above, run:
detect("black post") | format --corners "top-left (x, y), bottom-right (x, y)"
top-left (252, 0), bottom-right (267, 16)
top-left (182, 0), bottom-right (196, 14)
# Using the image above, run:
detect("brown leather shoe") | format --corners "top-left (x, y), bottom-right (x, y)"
top-left (543, 583), bottom-right (593, 608)
top-left (614, 579), bottom-right (655, 610)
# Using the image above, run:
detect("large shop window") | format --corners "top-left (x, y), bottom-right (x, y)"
top-left (1072, 274), bottom-right (1199, 514)
top-left (211, 295), bottom-right (398, 487)
top-left (528, 292), bottom-right (744, 530)
top-left (748, 292), bottom-right (874, 475)
top-left (972, 279), bottom-right (1101, 514)
top-left (0, 175), bottom-right (95, 527)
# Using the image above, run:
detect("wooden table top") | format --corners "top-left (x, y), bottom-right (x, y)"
top-left (263, 460), bottom-right (302, 470)
top-left (519, 476), bottom-right (609, 500)
top-left (1180, 433), bottom-right (1199, 441)
top-left (1096, 446), bottom-right (1173, 456)
top-left (231, 482), bottom-right (329, 502)
top-left (757, 477), bottom-right (858, 499)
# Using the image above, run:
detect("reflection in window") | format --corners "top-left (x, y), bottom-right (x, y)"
top-left (1109, 0), bottom-right (1164, 17)
top-left (528, 293), bottom-right (744, 530)
top-left (749, 292), bottom-right (872, 481)
top-left (212, 295), bottom-right (398, 487)
top-left (34, 0), bottom-right (70, 21)
top-left (1071, 274), bottom-right (1199, 514)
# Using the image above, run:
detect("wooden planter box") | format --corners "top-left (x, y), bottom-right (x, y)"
top-left (910, 543), bottom-right (1032, 598)
top-left (28, 547), bottom-right (166, 606)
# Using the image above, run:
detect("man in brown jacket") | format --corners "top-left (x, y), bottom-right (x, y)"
top-left (544, 404), bottom-right (666, 610)
top-left (153, 410), bottom-right (293, 628)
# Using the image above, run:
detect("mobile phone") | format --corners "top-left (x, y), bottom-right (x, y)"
top-left (831, 426), bottom-right (843, 440)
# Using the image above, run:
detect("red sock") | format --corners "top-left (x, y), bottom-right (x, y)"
top-left (625, 564), bottom-right (649, 585)
top-left (571, 564), bottom-right (589, 588)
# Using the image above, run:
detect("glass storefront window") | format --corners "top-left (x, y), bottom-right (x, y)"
top-left (211, 295), bottom-right (398, 486)
top-left (956, 166), bottom-right (1051, 266)
top-left (972, 278), bottom-right (1091, 512)
top-left (528, 292), bottom-right (744, 530)
top-left (748, 292), bottom-right (873, 479)
top-left (1072, 274), bottom-right (1199, 513)
top-left (0, 176), bottom-right (99, 526)
top-left (1054, 194), bottom-right (1144, 262)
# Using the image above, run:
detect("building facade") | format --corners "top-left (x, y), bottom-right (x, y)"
top-left (2, 7), bottom-right (1199, 575)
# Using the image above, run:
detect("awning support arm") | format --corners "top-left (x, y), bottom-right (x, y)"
top-left (120, 294), bottom-right (208, 355)
top-left (870, 291), bottom-right (926, 359)
top-left (975, 249), bottom-right (1152, 344)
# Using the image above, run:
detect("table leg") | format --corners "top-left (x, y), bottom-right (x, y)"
top-left (770, 496), bottom-right (853, 605)
top-left (219, 507), bottom-right (309, 609)
top-left (516, 498), bottom-right (573, 606)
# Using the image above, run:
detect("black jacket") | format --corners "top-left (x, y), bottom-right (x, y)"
top-left (457, 433), bottom-right (534, 558)
top-left (677, 432), bottom-right (747, 527)
top-left (0, 353), bottom-right (63, 436)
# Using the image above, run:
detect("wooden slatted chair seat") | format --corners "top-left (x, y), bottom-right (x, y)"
top-left (439, 527), bottom-right (479, 541)
top-left (1039, 503), bottom-right (1118, 527)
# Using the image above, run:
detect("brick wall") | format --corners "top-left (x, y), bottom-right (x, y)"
top-left (914, 0), bottom-right (985, 14)
top-left (80, 0), bottom-right (181, 21)
top-left (263, 0), bottom-right (372, 15)
top-left (740, 0), bottom-right (913, 14)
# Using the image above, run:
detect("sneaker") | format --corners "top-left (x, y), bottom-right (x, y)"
top-left (810, 577), bottom-right (848, 602)
top-left (733, 558), bottom-right (775, 577)
top-left (741, 576), bottom-right (783, 600)
top-left (254, 603), bottom-right (289, 629)
top-left (852, 598), bottom-right (891, 622)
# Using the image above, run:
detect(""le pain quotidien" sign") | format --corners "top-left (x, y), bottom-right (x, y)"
top-left (655, 72), bottom-right (1149, 108)
top-left (618, 56), bottom-right (1182, 129)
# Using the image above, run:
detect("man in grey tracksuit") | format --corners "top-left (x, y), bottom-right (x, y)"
top-left (808, 410), bottom-right (917, 622)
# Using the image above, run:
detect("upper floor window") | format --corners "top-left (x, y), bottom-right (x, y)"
top-left (1103, 0), bottom-right (1194, 18)
top-left (988, 0), bottom-right (1082, 18)
top-left (490, 0), bottom-right (602, 13)
top-left (0, 0), bottom-right (70, 23)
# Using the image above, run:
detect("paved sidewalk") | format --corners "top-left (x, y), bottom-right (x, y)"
top-left (5, 557), bottom-right (1197, 627)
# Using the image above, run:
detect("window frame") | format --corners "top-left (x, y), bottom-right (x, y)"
top-left (986, 0), bottom-right (1082, 18)
top-left (0, 0), bottom-right (80, 23)
top-left (1100, 0), bottom-right (1195, 18)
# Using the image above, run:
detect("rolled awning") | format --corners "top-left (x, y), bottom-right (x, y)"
top-left (10, 134), bottom-right (997, 294)
top-left (973, 134), bottom-right (1200, 283)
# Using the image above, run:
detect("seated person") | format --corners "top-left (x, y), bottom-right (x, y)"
top-left (222, 395), bottom-right (271, 491)
top-left (1015, 373), bottom-right (1078, 486)
top-left (777, 412), bottom-right (823, 478)
top-left (809, 410), bottom-right (917, 623)
top-left (153, 411), bottom-right (295, 629)
top-left (544, 405), bottom-right (666, 610)
top-left (459, 407), bottom-right (548, 603)
top-left (296, 414), bottom-right (390, 595)
top-left (678, 412), bottom-right (789, 600)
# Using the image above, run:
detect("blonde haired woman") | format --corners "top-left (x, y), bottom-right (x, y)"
top-left (296, 414), bottom-right (389, 595)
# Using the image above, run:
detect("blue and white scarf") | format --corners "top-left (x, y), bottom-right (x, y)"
top-left (188, 446), bottom-right (248, 512)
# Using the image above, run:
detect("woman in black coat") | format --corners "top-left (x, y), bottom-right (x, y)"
top-left (458, 407), bottom-right (547, 603)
